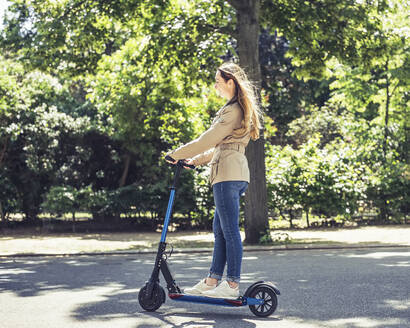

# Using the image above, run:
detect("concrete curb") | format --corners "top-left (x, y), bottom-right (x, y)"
top-left (1, 243), bottom-right (409, 258)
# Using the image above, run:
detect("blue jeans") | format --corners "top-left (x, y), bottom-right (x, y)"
top-left (208, 181), bottom-right (248, 284)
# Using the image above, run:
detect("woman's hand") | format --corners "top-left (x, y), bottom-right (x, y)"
top-left (184, 159), bottom-right (195, 169)
top-left (165, 154), bottom-right (177, 164)
top-left (165, 155), bottom-right (195, 169)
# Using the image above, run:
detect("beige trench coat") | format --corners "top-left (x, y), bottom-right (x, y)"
top-left (168, 102), bottom-right (250, 185)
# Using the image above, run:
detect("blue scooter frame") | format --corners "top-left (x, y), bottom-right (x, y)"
top-left (138, 157), bottom-right (280, 317)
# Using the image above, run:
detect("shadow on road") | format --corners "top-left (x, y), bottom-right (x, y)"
top-left (140, 310), bottom-right (282, 328)
top-left (0, 248), bottom-right (409, 327)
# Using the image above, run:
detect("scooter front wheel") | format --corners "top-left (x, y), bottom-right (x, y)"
top-left (248, 286), bottom-right (278, 317)
top-left (138, 283), bottom-right (166, 312)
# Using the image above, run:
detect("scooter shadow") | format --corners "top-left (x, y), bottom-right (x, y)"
top-left (142, 310), bottom-right (281, 327)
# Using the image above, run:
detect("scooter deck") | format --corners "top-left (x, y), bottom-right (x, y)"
top-left (168, 293), bottom-right (264, 307)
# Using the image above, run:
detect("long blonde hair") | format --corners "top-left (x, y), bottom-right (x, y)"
top-left (218, 62), bottom-right (262, 141)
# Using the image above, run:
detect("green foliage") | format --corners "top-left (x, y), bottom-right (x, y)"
top-left (0, 0), bottom-right (229, 80)
top-left (88, 36), bottom-right (194, 154)
top-left (265, 0), bottom-right (408, 223)
top-left (42, 186), bottom-right (84, 217)
top-left (0, 55), bottom-right (91, 220)
top-left (268, 103), bottom-right (408, 223)
top-left (267, 133), bottom-right (366, 221)
top-left (261, 0), bottom-right (389, 78)
top-left (259, 228), bottom-right (273, 245)
top-left (0, 0), bottom-right (228, 224)
top-left (0, 0), bottom-right (141, 76)
top-left (0, 175), bottom-right (20, 221)
top-left (259, 29), bottom-right (332, 144)
top-left (0, 0), bottom-right (407, 228)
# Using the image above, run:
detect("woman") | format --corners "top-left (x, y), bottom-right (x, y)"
top-left (166, 62), bottom-right (262, 299)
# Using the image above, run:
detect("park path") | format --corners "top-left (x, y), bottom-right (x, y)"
top-left (1, 225), bottom-right (409, 257)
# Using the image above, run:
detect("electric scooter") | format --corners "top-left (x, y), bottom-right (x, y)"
top-left (138, 157), bottom-right (280, 317)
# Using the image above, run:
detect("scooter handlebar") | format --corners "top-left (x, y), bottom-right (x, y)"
top-left (165, 155), bottom-right (196, 170)
top-left (165, 155), bottom-right (175, 163)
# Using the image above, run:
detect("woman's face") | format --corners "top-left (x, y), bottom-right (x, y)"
top-left (214, 70), bottom-right (235, 99)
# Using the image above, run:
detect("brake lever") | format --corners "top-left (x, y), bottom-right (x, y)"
top-left (180, 160), bottom-right (196, 170)
top-left (165, 155), bottom-right (196, 170)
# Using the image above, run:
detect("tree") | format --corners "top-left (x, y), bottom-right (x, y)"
top-left (0, 0), bottom-right (142, 77)
top-left (2, 0), bottom-right (402, 234)
top-left (325, 0), bottom-right (409, 220)
top-left (217, 0), bottom-right (388, 242)
top-left (214, 0), bottom-right (267, 243)
top-left (259, 29), bottom-right (333, 146)
top-left (0, 55), bottom-right (91, 221)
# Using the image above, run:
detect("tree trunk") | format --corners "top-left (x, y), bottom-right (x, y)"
top-left (288, 211), bottom-right (294, 229)
top-left (380, 60), bottom-right (391, 221)
top-left (72, 211), bottom-right (76, 233)
top-left (382, 60), bottom-right (390, 158)
top-left (233, 0), bottom-right (270, 244)
top-left (0, 201), bottom-right (4, 222)
top-left (119, 153), bottom-right (131, 187)
top-left (0, 137), bottom-right (7, 166)
top-left (306, 210), bottom-right (310, 228)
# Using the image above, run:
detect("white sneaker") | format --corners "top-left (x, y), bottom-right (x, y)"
top-left (202, 280), bottom-right (239, 299)
top-left (184, 279), bottom-right (217, 295)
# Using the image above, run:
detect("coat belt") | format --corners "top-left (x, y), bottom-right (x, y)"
top-left (218, 143), bottom-right (245, 154)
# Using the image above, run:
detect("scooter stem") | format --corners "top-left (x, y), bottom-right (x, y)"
top-left (160, 163), bottom-right (183, 243)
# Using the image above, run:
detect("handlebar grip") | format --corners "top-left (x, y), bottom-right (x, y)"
top-left (165, 155), bottom-right (196, 169)
top-left (165, 155), bottom-right (176, 162)
top-left (181, 161), bottom-right (196, 170)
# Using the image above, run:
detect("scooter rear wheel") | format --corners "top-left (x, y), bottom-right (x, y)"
top-left (138, 283), bottom-right (166, 312)
top-left (248, 286), bottom-right (278, 317)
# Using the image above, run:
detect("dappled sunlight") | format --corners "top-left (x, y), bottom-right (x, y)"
top-left (233, 316), bottom-right (405, 328)
top-left (342, 251), bottom-right (410, 259)
top-left (134, 312), bottom-right (404, 328)
top-left (136, 309), bottom-right (282, 328)
top-left (282, 226), bottom-right (410, 246)
top-left (0, 236), bottom-right (151, 255)
top-left (383, 299), bottom-right (410, 311)
top-left (2, 226), bottom-right (410, 256)
top-left (0, 250), bottom-right (408, 327)
top-left (80, 232), bottom-right (162, 242)
top-left (72, 286), bottom-right (140, 322)
top-left (1, 283), bottom-right (135, 327)
top-left (325, 317), bottom-right (403, 327)
top-left (167, 231), bottom-right (221, 242)
top-left (242, 256), bottom-right (259, 260)
top-left (177, 266), bottom-right (208, 271)
top-left (0, 257), bottom-right (131, 297)
top-left (64, 260), bottom-right (99, 267)
top-left (380, 261), bottom-right (410, 267)
top-left (0, 268), bottom-right (35, 275)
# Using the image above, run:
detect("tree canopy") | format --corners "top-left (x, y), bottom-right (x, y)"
top-left (1, 0), bottom-right (408, 235)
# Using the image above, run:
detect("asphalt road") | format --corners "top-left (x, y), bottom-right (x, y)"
top-left (0, 248), bottom-right (409, 328)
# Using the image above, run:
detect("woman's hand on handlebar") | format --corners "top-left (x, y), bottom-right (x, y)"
top-left (165, 154), bottom-right (177, 164)
top-left (184, 159), bottom-right (195, 169)
top-left (165, 155), bottom-right (195, 169)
